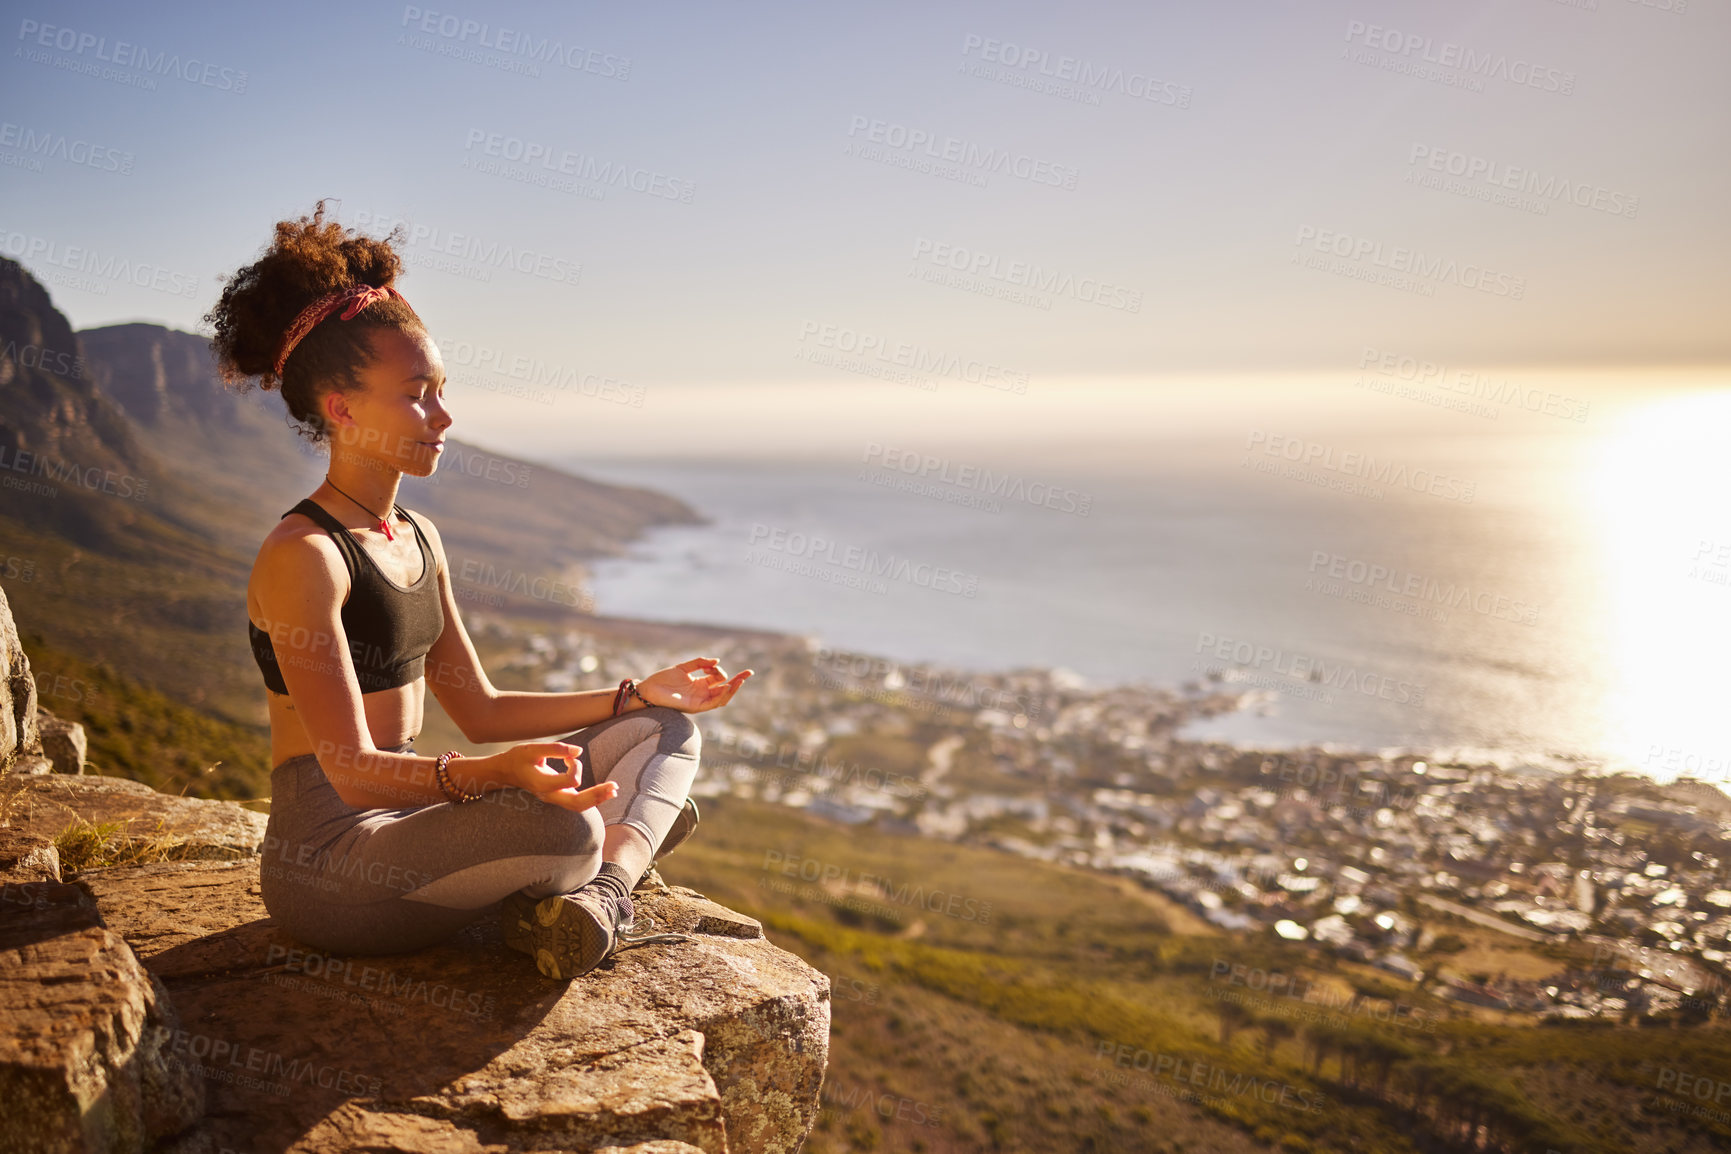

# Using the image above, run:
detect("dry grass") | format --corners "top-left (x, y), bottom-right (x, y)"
top-left (52, 815), bottom-right (198, 872)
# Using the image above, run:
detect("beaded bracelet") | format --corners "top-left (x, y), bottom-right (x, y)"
top-left (612, 677), bottom-right (647, 717)
top-left (435, 750), bottom-right (481, 804)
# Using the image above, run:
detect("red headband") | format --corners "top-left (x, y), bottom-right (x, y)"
top-left (273, 283), bottom-right (408, 379)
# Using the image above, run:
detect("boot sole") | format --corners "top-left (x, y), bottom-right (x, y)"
top-left (501, 890), bottom-right (612, 979)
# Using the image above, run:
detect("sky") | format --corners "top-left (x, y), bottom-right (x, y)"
top-left (2, 0), bottom-right (1727, 459)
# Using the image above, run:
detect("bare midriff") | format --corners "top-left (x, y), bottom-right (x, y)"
top-left (259, 661), bottom-right (424, 769)
top-left (249, 508), bottom-right (429, 769)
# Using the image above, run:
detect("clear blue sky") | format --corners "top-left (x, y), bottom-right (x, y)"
top-left (3, 0), bottom-right (1726, 455)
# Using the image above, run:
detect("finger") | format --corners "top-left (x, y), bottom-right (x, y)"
top-left (535, 747), bottom-right (583, 777)
top-left (548, 781), bottom-right (618, 812)
top-left (524, 741), bottom-right (584, 759)
top-left (677, 657), bottom-right (718, 672)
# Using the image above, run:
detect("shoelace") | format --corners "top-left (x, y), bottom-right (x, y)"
top-left (613, 903), bottom-right (696, 948)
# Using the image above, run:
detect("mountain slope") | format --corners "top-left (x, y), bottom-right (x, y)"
top-left (1, 257), bottom-right (701, 751)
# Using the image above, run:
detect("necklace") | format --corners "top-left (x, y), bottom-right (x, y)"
top-left (324, 476), bottom-right (397, 541)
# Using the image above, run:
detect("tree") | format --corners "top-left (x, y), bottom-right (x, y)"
top-left (1258, 1017), bottom-right (1296, 1065)
top-left (1210, 998), bottom-right (1253, 1048)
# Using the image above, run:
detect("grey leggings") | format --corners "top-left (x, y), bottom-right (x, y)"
top-left (259, 706), bottom-right (700, 955)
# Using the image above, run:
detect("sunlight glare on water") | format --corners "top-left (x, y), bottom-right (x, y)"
top-left (1588, 386), bottom-right (1731, 783)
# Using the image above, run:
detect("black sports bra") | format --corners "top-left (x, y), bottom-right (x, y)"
top-left (248, 498), bottom-right (444, 695)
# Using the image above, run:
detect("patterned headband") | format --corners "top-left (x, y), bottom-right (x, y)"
top-left (273, 283), bottom-right (408, 379)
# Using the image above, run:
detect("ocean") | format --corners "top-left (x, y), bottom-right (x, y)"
top-left (559, 386), bottom-right (1730, 783)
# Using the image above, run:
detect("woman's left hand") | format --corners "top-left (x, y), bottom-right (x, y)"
top-left (636, 658), bottom-right (753, 714)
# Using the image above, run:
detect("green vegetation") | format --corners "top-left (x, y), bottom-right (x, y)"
top-left (665, 797), bottom-right (1731, 1154)
top-left (21, 629), bottom-right (271, 800)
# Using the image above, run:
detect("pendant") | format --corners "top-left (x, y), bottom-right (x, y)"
top-left (379, 519), bottom-right (395, 541)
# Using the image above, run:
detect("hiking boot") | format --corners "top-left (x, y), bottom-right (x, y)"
top-left (501, 887), bottom-right (693, 979)
top-left (653, 797), bottom-right (700, 865)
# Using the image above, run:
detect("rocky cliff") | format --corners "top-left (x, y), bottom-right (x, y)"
top-left (0, 581), bottom-right (830, 1153)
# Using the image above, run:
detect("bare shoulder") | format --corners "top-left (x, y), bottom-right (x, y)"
top-left (250, 511), bottom-right (349, 615)
top-left (399, 507), bottom-right (447, 576)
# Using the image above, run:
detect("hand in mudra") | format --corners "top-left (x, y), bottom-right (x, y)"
top-left (637, 657), bottom-right (752, 714)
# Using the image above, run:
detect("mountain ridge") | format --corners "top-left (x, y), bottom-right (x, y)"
top-left (0, 256), bottom-right (706, 786)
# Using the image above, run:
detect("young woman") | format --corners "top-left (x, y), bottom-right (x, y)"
top-left (208, 201), bottom-right (751, 978)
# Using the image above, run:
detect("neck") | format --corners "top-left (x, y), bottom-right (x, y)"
top-left (321, 455), bottom-right (402, 524)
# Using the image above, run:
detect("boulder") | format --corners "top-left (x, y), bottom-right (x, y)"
top-left (8, 773), bottom-right (269, 860)
top-left (78, 860), bottom-right (829, 1153)
top-left (0, 826), bottom-right (61, 883)
top-left (0, 581), bottom-right (42, 774)
top-left (0, 880), bottom-right (205, 1152)
top-left (0, 581), bottom-right (829, 1151)
top-left (36, 704), bottom-right (88, 773)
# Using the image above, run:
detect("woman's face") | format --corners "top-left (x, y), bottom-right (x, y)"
top-left (323, 326), bottom-right (452, 479)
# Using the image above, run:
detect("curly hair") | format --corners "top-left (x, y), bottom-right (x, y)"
top-left (204, 198), bottom-right (424, 445)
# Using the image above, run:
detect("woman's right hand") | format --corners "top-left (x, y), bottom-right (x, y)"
top-left (475, 742), bottom-right (617, 812)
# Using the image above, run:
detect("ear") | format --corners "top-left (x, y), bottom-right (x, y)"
top-left (324, 389), bottom-right (355, 429)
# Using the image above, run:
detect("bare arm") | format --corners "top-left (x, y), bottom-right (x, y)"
top-left (409, 512), bottom-right (753, 743)
top-left (256, 527), bottom-right (610, 810)
top-left (411, 511), bottom-right (644, 743)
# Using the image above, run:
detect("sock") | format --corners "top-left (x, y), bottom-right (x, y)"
top-left (580, 861), bottom-right (637, 913)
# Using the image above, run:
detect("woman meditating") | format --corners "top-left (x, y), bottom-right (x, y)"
top-left (208, 201), bottom-right (750, 978)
